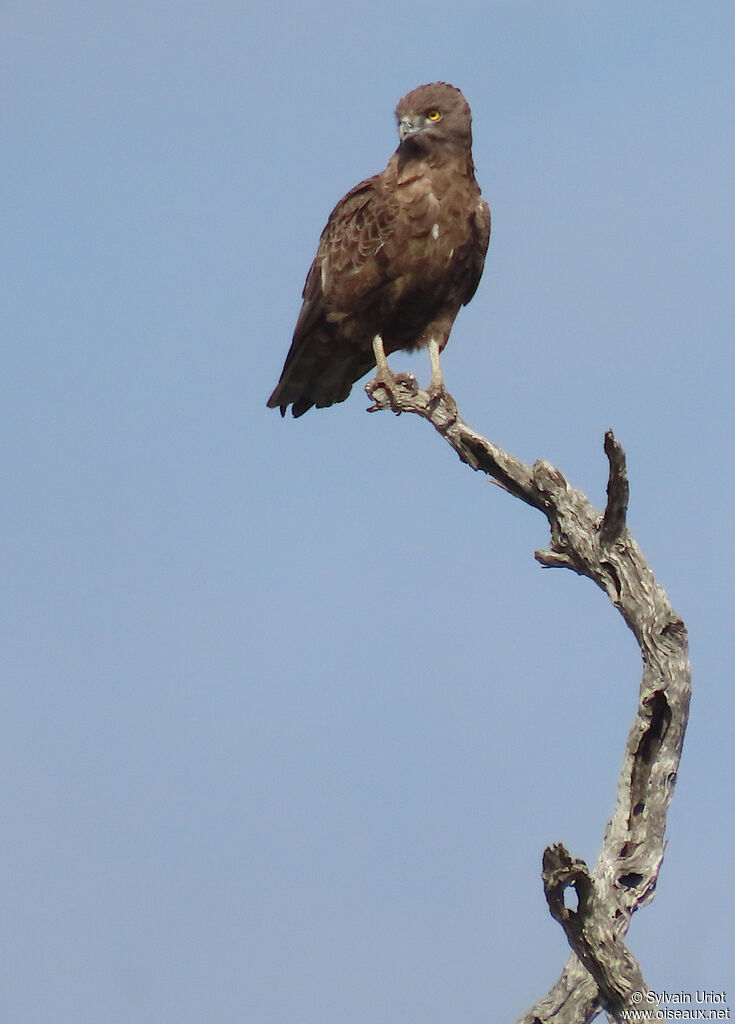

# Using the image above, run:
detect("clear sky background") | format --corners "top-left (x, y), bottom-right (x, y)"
top-left (3, 2), bottom-right (734, 1021)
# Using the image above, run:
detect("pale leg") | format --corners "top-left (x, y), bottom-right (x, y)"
top-left (372, 333), bottom-right (392, 380)
top-left (428, 338), bottom-right (444, 396)
top-left (366, 334), bottom-right (417, 411)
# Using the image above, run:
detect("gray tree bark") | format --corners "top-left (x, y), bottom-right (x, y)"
top-left (365, 374), bottom-right (691, 1024)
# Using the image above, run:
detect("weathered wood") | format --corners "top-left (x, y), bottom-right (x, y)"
top-left (366, 376), bottom-right (691, 1024)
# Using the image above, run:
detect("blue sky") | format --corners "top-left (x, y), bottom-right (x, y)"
top-left (3, 2), bottom-right (734, 1020)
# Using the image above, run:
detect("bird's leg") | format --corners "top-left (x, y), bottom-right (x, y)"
top-left (372, 332), bottom-right (392, 380)
top-left (365, 333), bottom-right (417, 412)
top-left (425, 338), bottom-right (458, 422)
top-left (427, 338), bottom-right (444, 399)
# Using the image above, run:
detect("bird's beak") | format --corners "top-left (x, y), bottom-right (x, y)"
top-left (398, 116), bottom-right (421, 142)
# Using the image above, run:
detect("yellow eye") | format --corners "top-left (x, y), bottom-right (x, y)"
top-left (427, 109), bottom-right (441, 121)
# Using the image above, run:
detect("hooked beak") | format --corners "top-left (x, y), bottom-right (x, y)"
top-left (398, 116), bottom-right (422, 142)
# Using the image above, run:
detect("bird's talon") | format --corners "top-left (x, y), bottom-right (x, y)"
top-left (365, 371), bottom-right (417, 412)
top-left (426, 382), bottom-right (458, 423)
top-left (426, 380), bottom-right (447, 409)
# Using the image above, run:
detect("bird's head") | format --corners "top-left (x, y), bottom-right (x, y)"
top-left (395, 82), bottom-right (473, 152)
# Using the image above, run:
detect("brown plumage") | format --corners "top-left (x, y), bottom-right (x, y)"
top-left (267, 82), bottom-right (490, 417)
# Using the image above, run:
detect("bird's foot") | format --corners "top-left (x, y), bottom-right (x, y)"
top-left (366, 370), bottom-right (418, 413)
top-left (424, 340), bottom-right (456, 421)
top-left (425, 378), bottom-right (458, 426)
top-left (426, 375), bottom-right (456, 412)
top-left (426, 377), bottom-right (444, 405)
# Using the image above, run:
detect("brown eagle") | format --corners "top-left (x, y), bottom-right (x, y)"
top-left (267, 82), bottom-right (490, 417)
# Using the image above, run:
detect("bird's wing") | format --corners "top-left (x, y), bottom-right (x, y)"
top-left (462, 197), bottom-right (491, 306)
top-left (291, 174), bottom-right (397, 344)
top-left (267, 174), bottom-right (399, 415)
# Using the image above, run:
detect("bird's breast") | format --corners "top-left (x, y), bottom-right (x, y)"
top-left (395, 174), bottom-right (442, 240)
top-left (389, 177), bottom-right (470, 289)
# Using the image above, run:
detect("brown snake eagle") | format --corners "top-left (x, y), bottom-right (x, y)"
top-left (268, 82), bottom-right (490, 417)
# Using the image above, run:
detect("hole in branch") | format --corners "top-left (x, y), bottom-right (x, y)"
top-left (638, 690), bottom-right (671, 764)
top-left (601, 560), bottom-right (622, 600)
top-left (628, 691), bottom-right (671, 829)
top-left (563, 885), bottom-right (579, 913)
top-left (618, 872), bottom-right (644, 889)
top-left (661, 617), bottom-right (685, 639)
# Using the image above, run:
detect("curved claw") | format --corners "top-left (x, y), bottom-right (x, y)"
top-left (366, 333), bottom-right (418, 412)
top-left (366, 371), bottom-right (418, 413)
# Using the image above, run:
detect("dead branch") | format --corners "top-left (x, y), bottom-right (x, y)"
top-left (366, 377), bottom-right (691, 1024)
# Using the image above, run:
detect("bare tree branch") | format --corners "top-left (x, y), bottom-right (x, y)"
top-left (541, 844), bottom-right (651, 1023)
top-left (366, 377), bottom-right (691, 1024)
top-left (600, 430), bottom-right (629, 544)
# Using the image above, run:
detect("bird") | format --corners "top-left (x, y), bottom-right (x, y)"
top-left (267, 82), bottom-right (490, 418)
